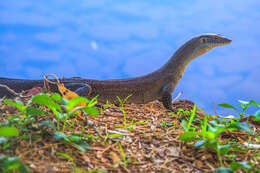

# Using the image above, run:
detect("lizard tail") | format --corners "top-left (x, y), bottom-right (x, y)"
top-left (0, 77), bottom-right (43, 98)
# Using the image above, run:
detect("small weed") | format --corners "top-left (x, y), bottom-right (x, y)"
top-left (0, 126), bottom-right (29, 173)
top-left (179, 101), bottom-right (259, 172)
top-left (0, 91), bottom-right (259, 172)
top-left (0, 155), bottom-right (30, 173)
top-left (115, 94), bottom-right (147, 131)
top-left (116, 94), bottom-right (132, 129)
top-left (0, 93), bottom-right (100, 172)
top-left (57, 152), bottom-right (107, 173)
top-left (118, 142), bottom-right (131, 167)
top-left (219, 99), bottom-right (260, 119)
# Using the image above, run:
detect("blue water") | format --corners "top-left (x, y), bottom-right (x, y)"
top-left (0, 0), bottom-right (260, 115)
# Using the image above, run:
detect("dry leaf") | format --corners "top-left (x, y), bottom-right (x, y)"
top-left (110, 151), bottom-right (120, 167)
top-left (45, 74), bottom-right (86, 120)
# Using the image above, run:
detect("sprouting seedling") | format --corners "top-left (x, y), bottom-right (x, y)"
top-left (116, 94), bottom-right (133, 108)
top-left (186, 104), bottom-right (197, 132)
top-left (99, 100), bottom-right (114, 115)
top-left (116, 94), bottom-right (132, 129)
top-left (118, 142), bottom-right (127, 167)
top-left (56, 152), bottom-right (78, 172)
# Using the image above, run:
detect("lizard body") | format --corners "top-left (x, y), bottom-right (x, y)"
top-left (0, 34), bottom-right (231, 110)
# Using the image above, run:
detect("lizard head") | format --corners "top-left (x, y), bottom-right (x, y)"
top-left (199, 34), bottom-right (232, 47)
top-left (190, 34), bottom-right (232, 59)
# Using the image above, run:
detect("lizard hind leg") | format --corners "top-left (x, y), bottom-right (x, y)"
top-left (64, 83), bottom-right (92, 97)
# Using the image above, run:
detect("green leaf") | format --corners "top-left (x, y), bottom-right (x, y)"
top-left (72, 141), bottom-right (91, 153)
top-left (218, 144), bottom-right (231, 155)
top-left (72, 143), bottom-right (86, 153)
top-left (218, 103), bottom-right (238, 112)
top-left (134, 121), bottom-right (147, 125)
top-left (0, 137), bottom-right (7, 144)
top-left (238, 100), bottom-right (249, 105)
top-left (253, 110), bottom-right (260, 122)
top-left (186, 104), bottom-right (197, 131)
top-left (210, 120), bottom-right (225, 128)
top-left (181, 119), bottom-right (188, 131)
top-left (118, 142), bottom-right (126, 164)
top-left (39, 120), bottom-right (56, 130)
top-left (161, 120), bottom-right (166, 126)
top-left (57, 112), bottom-right (67, 120)
top-left (238, 100), bottom-right (259, 107)
top-left (3, 99), bottom-right (27, 112)
top-left (68, 135), bottom-right (81, 142)
top-left (177, 108), bottom-right (184, 115)
top-left (103, 134), bottom-right (123, 138)
top-left (51, 93), bottom-right (62, 101)
top-left (56, 152), bottom-right (74, 162)
top-left (166, 121), bottom-right (173, 127)
top-left (229, 121), bottom-right (257, 136)
top-left (88, 96), bottom-right (99, 107)
top-left (248, 100), bottom-right (259, 107)
top-left (230, 161), bottom-right (252, 171)
top-left (26, 107), bottom-right (49, 117)
top-left (205, 131), bottom-right (217, 140)
top-left (78, 141), bottom-right (91, 150)
top-left (18, 162), bottom-right (31, 173)
top-left (66, 97), bottom-right (89, 112)
top-left (83, 107), bottom-right (99, 117)
top-left (4, 156), bottom-right (21, 172)
top-left (207, 123), bottom-right (217, 133)
top-left (32, 94), bottom-right (62, 112)
top-left (178, 131), bottom-right (201, 142)
top-left (53, 131), bottom-right (67, 141)
top-left (216, 168), bottom-right (233, 173)
top-left (0, 155), bottom-right (6, 160)
top-left (0, 126), bottom-right (19, 137)
top-left (195, 140), bottom-right (206, 148)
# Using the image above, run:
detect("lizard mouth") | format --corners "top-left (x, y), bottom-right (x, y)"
top-left (213, 37), bottom-right (232, 46)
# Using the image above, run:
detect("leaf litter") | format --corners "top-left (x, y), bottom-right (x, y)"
top-left (0, 88), bottom-right (259, 173)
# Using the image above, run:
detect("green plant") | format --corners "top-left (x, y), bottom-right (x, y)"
top-left (179, 103), bottom-right (258, 172)
top-left (161, 120), bottom-right (167, 127)
top-left (118, 142), bottom-right (131, 167)
top-left (0, 156), bottom-right (30, 173)
top-left (0, 126), bottom-right (30, 173)
top-left (99, 100), bottom-right (114, 115)
top-left (0, 92), bottom-right (101, 173)
top-left (1, 93), bottom-right (99, 155)
top-left (31, 93), bottom-right (98, 132)
top-left (115, 94), bottom-right (147, 131)
top-left (54, 131), bottom-right (91, 152)
top-left (116, 94), bottom-right (132, 129)
top-left (219, 100), bottom-right (260, 119)
top-left (57, 152), bottom-right (107, 173)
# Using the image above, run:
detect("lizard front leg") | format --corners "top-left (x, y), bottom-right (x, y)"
top-left (160, 83), bottom-right (174, 111)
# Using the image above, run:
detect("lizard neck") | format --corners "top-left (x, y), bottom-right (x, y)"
top-left (155, 38), bottom-right (211, 82)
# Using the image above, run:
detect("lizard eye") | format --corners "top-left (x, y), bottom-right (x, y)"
top-left (201, 38), bottom-right (206, 43)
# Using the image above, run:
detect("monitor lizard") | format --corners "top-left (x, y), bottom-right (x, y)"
top-left (0, 34), bottom-right (231, 111)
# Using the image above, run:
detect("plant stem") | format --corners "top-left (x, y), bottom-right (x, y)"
top-left (120, 107), bottom-right (127, 129)
top-left (216, 144), bottom-right (223, 167)
top-left (187, 104), bottom-right (196, 131)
